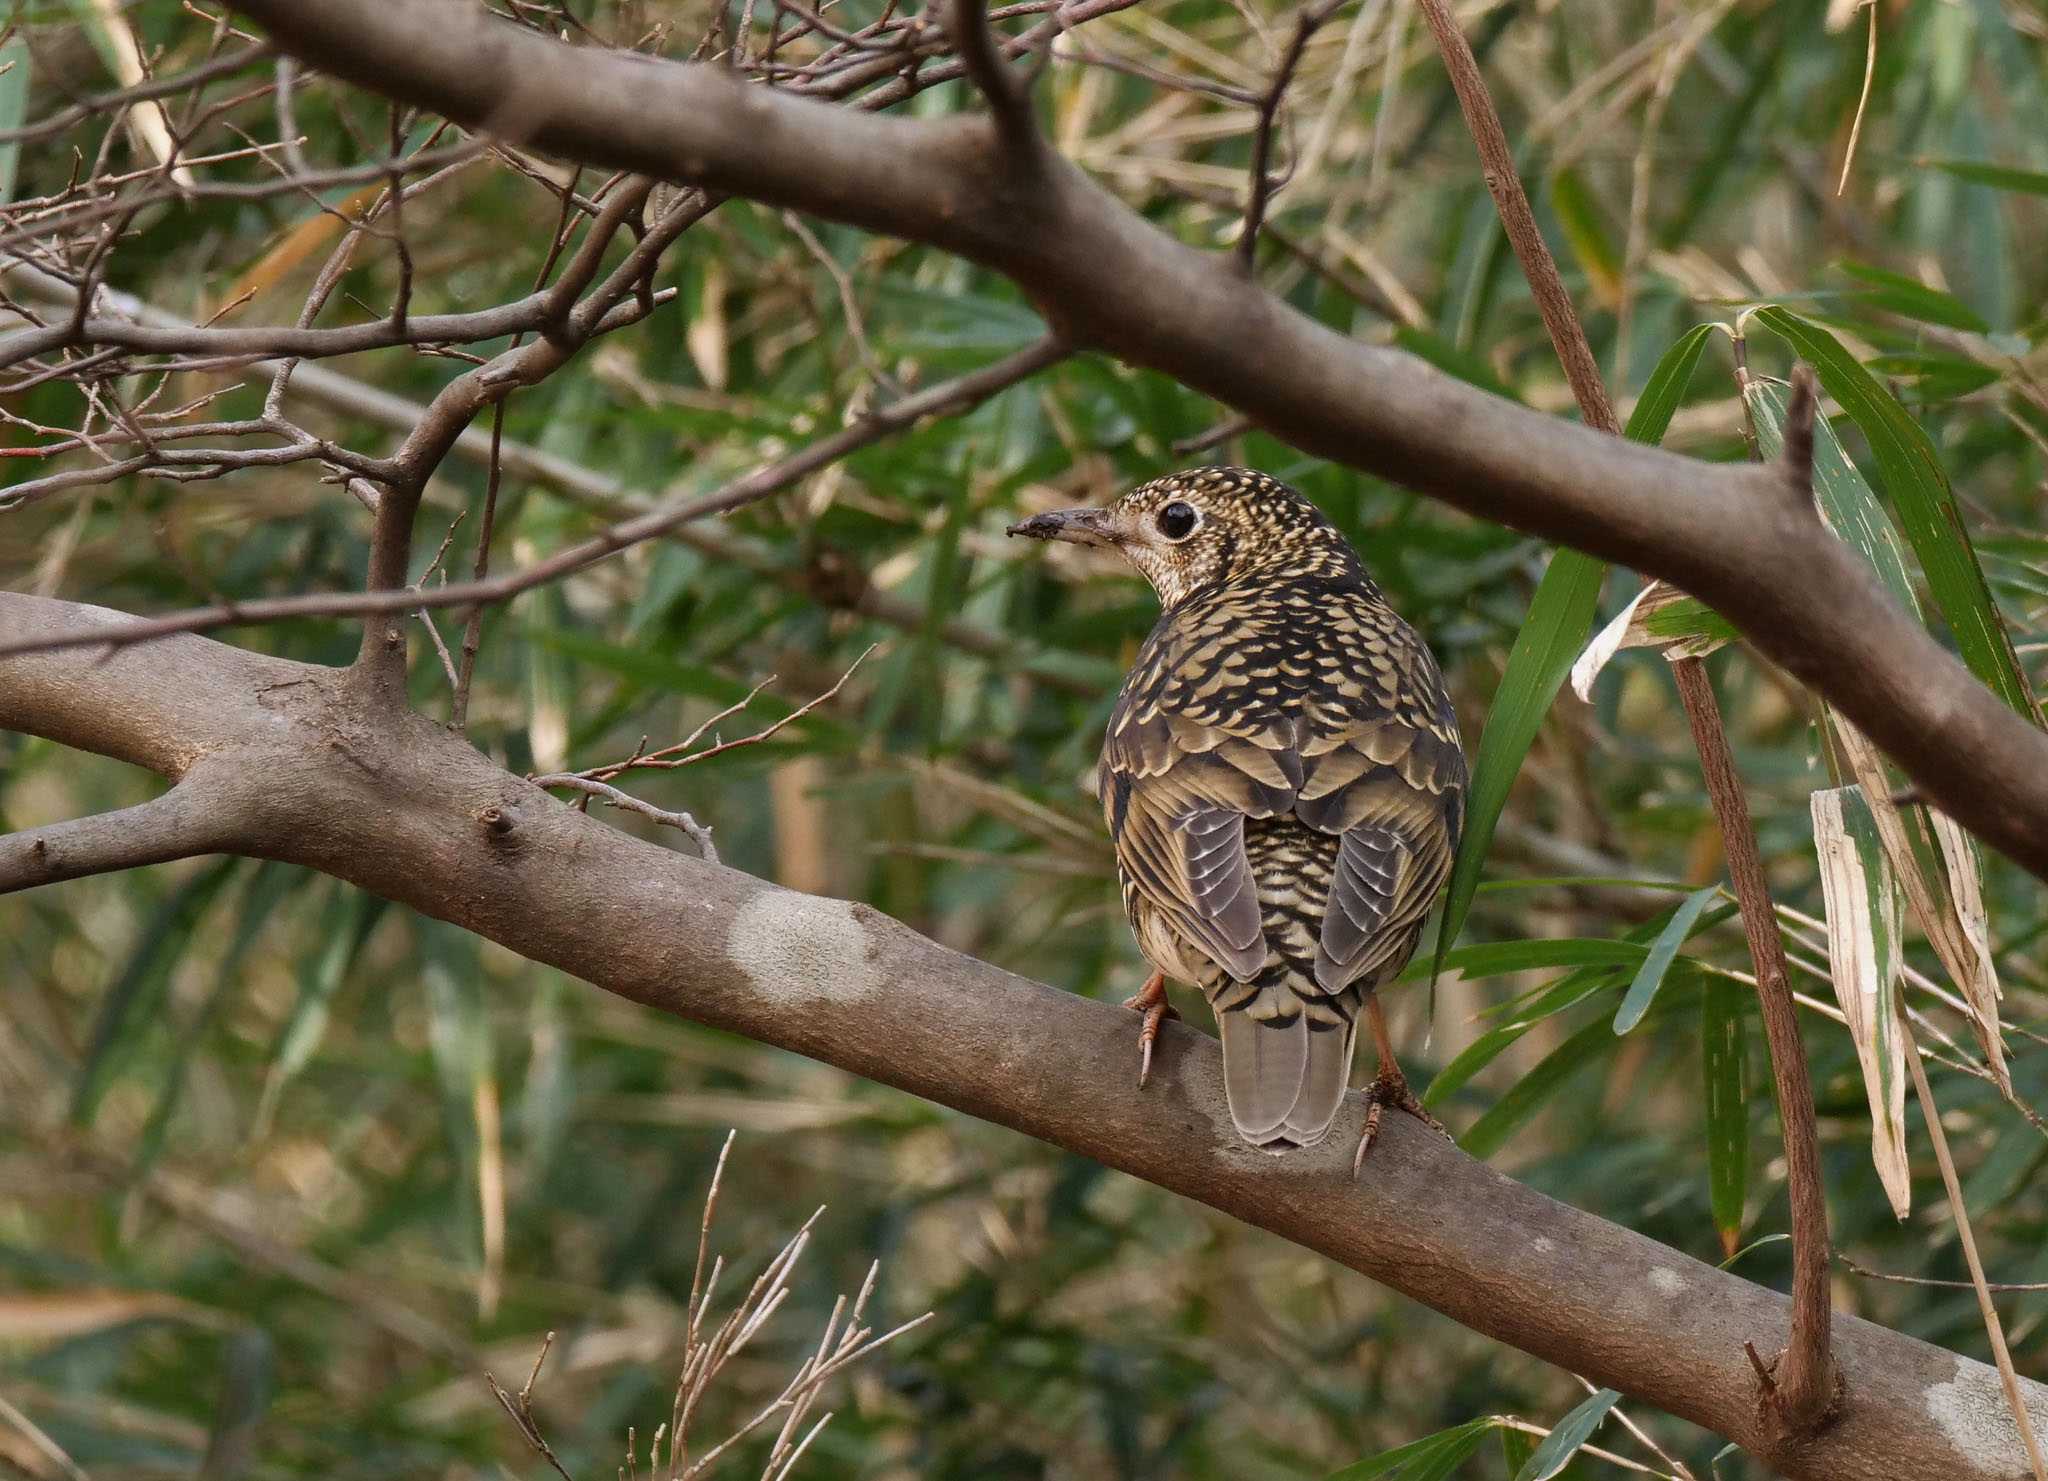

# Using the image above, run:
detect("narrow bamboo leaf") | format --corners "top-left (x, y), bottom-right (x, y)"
top-left (1622, 324), bottom-right (1718, 444)
top-left (1431, 549), bottom-right (1603, 978)
top-left (1928, 158), bottom-right (2048, 197)
top-left (1548, 167), bottom-right (1622, 306)
top-left (257, 889), bottom-right (389, 1133)
top-left (1744, 375), bottom-right (1919, 617)
top-left (1702, 979), bottom-right (1750, 1255)
top-left (1719, 1232), bottom-right (1790, 1271)
top-left (1614, 886), bottom-right (1719, 1033)
top-left (1752, 306), bottom-right (2036, 722)
top-left (1810, 783), bottom-right (1910, 1217)
top-left (1325, 1419), bottom-right (1497, 1480)
top-left (1433, 326), bottom-right (1715, 977)
top-left (1461, 1016), bottom-right (1622, 1160)
top-left (72, 858), bottom-right (240, 1125)
top-left (1424, 968), bottom-right (1616, 1108)
top-left (1839, 262), bottom-right (1989, 334)
top-left (0, 39), bottom-right (30, 205)
top-left (1930, 810), bottom-right (2007, 1088)
top-left (1865, 353), bottom-right (2002, 401)
top-left (1513, 1390), bottom-right (1621, 1481)
top-left (1406, 937), bottom-right (1649, 983)
top-left (1499, 1427), bottom-right (1536, 1473)
top-left (1830, 717), bottom-right (2008, 1096)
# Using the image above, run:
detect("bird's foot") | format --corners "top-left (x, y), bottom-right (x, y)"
top-left (1121, 970), bottom-right (1179, 1089)
top-left (1352, 1068), bottom-right (1448, 1177)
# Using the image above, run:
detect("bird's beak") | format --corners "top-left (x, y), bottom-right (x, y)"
top-left (1005, 507), bottom-right (1116, 547)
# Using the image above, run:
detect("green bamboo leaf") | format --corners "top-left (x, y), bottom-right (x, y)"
top-left (1838, 262), bottom-right (1989, 334)
top-left (1744, 376), bottom-right (1918, 618)
top-left (1613, 886), bottom-right (1719, 1033)
top-left (1461, 1015), bottom-right (1623, 1160)
top-left (0, 37), bottom-right (31, 205)
top-left (72, 857), bottom-right (241, 1126)
top-left (1750, 306), bottom-right (2036, 722)
top-left (1424, 967), bottom-right (1618, 1108)
top-left (1513, 1390), bottom-right (1621, 1481)
top-left (1548, 167), bottom-right (1621, 305)
top-left (1864, 353), bottom-right (2001, 402)
top-left (1432, 326), bottom-right (1716, 980)
top-left (1926, 158), bottom-right (2048, 197)
top-left (1325, 1418), bottom-right (1497, 1480)
top-left (1498, 1426), bottom-right (1536, 1473)
top-left (256, 888), bottom-right (388, 1133)
top-left (1702, 978), bottom-right (1750, 1255)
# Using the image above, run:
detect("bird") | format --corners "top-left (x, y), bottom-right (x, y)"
top-left (1008, 467), bottom-right (1466, 1164)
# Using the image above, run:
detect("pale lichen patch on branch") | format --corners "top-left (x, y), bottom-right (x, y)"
top-left (725, 889), bottom-right (884, 1008)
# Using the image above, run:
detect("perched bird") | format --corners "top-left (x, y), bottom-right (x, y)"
top-left (1008, 468), bottom-right (1466, 1162)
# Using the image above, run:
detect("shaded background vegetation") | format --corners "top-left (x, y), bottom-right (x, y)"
top-left (2, 0), bottom-right (2046, 1476)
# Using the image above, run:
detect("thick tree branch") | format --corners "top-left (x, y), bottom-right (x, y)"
top-left (217, 0), bottom-right (2048, 887)
top-left (1, 587), bottom-right (2043, 1481)
top-left (1408, 0), bottom-right (1834, 1432)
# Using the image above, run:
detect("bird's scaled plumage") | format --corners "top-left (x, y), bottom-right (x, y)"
top-left (1009, 468), bottom-right (1467, 1153)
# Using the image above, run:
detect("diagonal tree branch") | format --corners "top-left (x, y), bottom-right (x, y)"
top-left (1, 587), bottom-right (2043, 1481)
top-left (214, 0), bottom-right (2048, 889)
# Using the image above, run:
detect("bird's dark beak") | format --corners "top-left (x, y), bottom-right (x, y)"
top-left (1005, 507), bottom-right (1116, 546)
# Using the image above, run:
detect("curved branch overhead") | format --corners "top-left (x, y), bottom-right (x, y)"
top-left (215, 0), bottom-right (2048, 883)
top-left (1, 588), bottom-right (2045, 1479)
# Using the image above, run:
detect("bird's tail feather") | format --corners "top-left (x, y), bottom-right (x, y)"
top-left (1217, 996), bottom-right (1357, 1152)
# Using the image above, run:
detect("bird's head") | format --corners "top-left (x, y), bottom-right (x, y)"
top-left (1006, 466), bottom-right (1357, 609)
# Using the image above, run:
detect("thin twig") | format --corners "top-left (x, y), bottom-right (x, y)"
top-left (0, 339), bottom-right (1067, 660)
top-left (1237, 0), bottom-right (1344, 271)
top-left (1900, 1009), bottom-right (2048, 1481)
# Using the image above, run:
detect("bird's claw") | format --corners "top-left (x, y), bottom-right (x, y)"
top-left (1352, 1069), bottom-right (1448, 1177)
top-left (1122, 974), bottom-right (1179, 1089)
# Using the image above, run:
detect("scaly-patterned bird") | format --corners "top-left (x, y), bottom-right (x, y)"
top-left (1009, 468), bottom-right (1466, 1163)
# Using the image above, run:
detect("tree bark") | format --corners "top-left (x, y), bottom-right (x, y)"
top-left (2, 588), bottom-right (2043, 1480)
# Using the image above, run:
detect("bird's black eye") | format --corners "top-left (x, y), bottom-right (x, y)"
top-left (1156, 501), bottom-right (1199, 541)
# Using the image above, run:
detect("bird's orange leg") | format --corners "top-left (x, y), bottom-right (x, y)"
top-left (1121, 969), bottom-right (1179, 1089)
top-left (1353, 993), bottom-right (1449, 1176)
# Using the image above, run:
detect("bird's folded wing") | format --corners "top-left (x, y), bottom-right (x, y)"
top-left (1102, 711), bottom-right (1298, 984)
top-left (1297, 717), bottom-right (1465, 993)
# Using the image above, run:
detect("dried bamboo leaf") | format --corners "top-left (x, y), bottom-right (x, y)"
top-left (1810, 784), bottom-right (1909, 1218)
top-left (1568, 581), bottom-right (1731, 703)
top-left (1930, 809), bottom-right (2008, 1090)
top-left (1833, 718), bottom-right (2010, 1093)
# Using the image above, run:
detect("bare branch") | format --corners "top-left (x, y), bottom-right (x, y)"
top-left (0, 338), bottom-right (1065, 661)
top-left (946, 0), bottom-right (1038, 148)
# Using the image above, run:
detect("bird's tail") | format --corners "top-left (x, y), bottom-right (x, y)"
top-left (1216, 989), bottom-right (1358, 1152)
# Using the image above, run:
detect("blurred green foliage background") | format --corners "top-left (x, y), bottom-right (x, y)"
top-left (1, 0), bottom-right (2046, 1476)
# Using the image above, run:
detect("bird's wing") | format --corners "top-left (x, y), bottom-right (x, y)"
top-left (1102, 694), bottom-right (1299, 985)
top-left (1295, 634), bottom-right (1467, 995)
